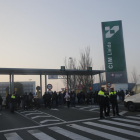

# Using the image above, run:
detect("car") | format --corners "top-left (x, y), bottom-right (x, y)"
top-left (124, 84), bottom-right (140, 112)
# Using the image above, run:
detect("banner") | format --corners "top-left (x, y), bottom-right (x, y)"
top-left (101, 20), bottom-right (128, 83)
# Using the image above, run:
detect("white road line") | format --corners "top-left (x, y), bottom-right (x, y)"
top-left (28, 129), bottom-right (56, 140)
top-left (31, 115), bottom-right (51, 119)
top-left (0, 117), bottom-right (99, 133)
top-left (88, 108), bottom-right (99, 111)
top-left (50, 109), bottom-right (59, 110)
top-left (84, 121), bottom-right (140, 138)
top-left (37, 110), bottom-right (66, 122)
top-left (126, 116), bottom-right (140, 120)
top-left (4, 132), bottom-right (23, 140)
top-left (136, 114), bottom-right (140, 116)
top-left (40, 119), bottom-right (60, 124)
top-left (49, 126), bottom-right (91, 140)
top-left (113, 118), bottom-right (140, 124)
top-left (99, 119), bottom-right (140, 130)
top-left (20, 111), bottom-right (37, 113)
top-left (119, 111), bottom-right (128, 115)
top-left (25, 113), bottom-right (43, 116)
top-left (67, 124), bottom-right (128, 140)
top-left (79, 107), bottom-right (92, 109)
top-left (15, 111), bottom-right (41, 125)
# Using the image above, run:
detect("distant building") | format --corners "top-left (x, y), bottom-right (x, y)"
top-left (0, 81), bottom-right (36, 95)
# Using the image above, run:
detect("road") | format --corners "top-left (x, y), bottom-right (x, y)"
top-left (0, 103), bottom-right (140, 140)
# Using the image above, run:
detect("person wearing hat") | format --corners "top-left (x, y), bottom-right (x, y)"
top-left (98, 87), bottom-right (106, 119)
top-left (109, 88), bottom-right (120, 116)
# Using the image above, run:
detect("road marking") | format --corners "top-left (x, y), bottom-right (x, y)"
top-left (4, 132), bottom-right (23, 140)
top-left (79, 107), bottom-right (92, 109)
top-left (28, 129), bottom-right (56, 140)
top-left (15, 111), bottom-right (41, 125)
top-left (25, 113), bottom-right (43, 116)
top-left (20, 111), bottom-right (37, 113)
top-left (0, 117), bottom-right (99, 133)
top-left (113, 118), bottom-right (140, 124)
top-left (119, 111), bottom-right (128, 115)
top-left (49, 126), bottom-right (91, 140)
top-left (99, 119), bottom-right (140, 130)
top-left (67, 124), bottom-right (128, 140)
top-left (125, 116), bottom-right (140, 120)
top-left (37, 110), bottom-right (66, 122)
top-left (84, 121), bottom-right (140, 138)
top-left (40, 119), bottom-right (60, 124)
top-left (137, 114), bottom-right (140, 116)
top-left (50, 109), bottom-right (59, 110)
top-left (88, 108), bottom-right (99, 111)
top-left (31, 115), bottom-right (51, 119)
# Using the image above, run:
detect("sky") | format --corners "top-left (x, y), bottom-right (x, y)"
top-left (0, 0), bottom-right (140, 93)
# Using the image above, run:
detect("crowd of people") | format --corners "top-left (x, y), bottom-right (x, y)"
top-left (0, 89), bottom-right (127, 115)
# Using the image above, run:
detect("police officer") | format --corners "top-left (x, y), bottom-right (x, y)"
top-left (11, 93), bottom-right (16, 113)
top-left (98, 87), bottom-right (106, 119)
top-left (104, 90), bottom-right (110, 117)
top-left (109, 88), bottom-right (120, 116)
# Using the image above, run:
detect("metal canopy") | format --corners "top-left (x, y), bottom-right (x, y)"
top-left (0, 68), bottom-right (105, 75)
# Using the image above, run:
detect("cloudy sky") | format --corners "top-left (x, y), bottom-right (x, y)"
top-left (0, 0), bottom-right (140, 92)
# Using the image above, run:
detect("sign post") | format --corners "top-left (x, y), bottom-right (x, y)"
top-left (101, 20), bottom-right (128, 84)
top-left (47, 84), bottom-right (53, 90)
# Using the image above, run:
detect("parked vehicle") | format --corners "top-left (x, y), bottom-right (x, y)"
top-left (124, 84), bottom-right (140, 112)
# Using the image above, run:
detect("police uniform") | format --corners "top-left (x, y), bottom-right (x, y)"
top-left (109, 88), bottom-right (120, 116)
top-left (98, 88), bottom-right (106, 119)
top-left (11, 93), bottom-right (16, 113)
top-left (104, 91), bottom-right (110, 117)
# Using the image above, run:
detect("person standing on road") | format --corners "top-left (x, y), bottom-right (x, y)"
top-left (109, 88), bottom-right (120, 116)
top-left (70, 91), bottom-right (76, 107)
top-left (10, 93), bottom-right (16, 113)
top-left (104, 91), bottom-right (110, 117)
top-left (98, 87), bottom-right (106, 119)
top-left (65, 91), bottom-right (70, 108)
top-left (43, 92), bottom-right (47, 108)
top-left (0, 94), bottom-right (3, 110)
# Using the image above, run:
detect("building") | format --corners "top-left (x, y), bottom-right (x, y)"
top-left (0, 81), bottom-right (36, 95)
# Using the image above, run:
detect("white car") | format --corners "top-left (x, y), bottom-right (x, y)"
top-left (124, 84), bottom-right (140, 112)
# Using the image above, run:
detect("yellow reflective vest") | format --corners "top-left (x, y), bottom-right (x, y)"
top-left (11, 95), bottom-right (15, 99)
top-left (98, 90), bottom-right (105, 97)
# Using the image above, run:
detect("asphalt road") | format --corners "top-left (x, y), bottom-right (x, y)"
top-left (0, 103), bottom-right (140, 140)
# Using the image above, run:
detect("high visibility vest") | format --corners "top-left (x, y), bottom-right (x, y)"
top-left (11, 95), bottom-right (15, 99)
top-left (98, 90), bottom-right (105, 97)
top-left (109, 91), bottom-right (116, 96)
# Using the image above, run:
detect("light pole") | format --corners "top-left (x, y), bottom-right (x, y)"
top-left (29, 79), bottom-right (32, 93)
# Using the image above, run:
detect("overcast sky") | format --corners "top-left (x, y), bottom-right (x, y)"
top-left (0, 0), bottom-right (140, 93)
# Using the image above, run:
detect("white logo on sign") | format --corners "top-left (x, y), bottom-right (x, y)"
top-left (105, 26), bottom-right (119, 38)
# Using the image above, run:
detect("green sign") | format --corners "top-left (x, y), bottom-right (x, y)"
top-left (101, 20), bottom-right (126, 72)
top-left (87, 67), bottom-right (92, 71)
top-left (61, 66), bottom-right (65, 71)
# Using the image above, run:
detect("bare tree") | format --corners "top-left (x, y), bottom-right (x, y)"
top-left (131, 68), bottom-right (139, 84)
top-left (62, 57), bottom-right (77, 91)
top-left (77, 46), bottom-right (93, 92)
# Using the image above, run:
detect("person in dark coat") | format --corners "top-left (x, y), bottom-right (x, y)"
top-left (43, 92), bottom-right (47, 108)
top-left (70, 91), bottom-right (76, 107)
top-left (46, 92), bottom-right (52, 109)
top-left (6, 94), bottom-right (10, 109)
top-left (10, 93), bottom-right (16, 113)
top-left (0, 95), bottom-right (3, 110)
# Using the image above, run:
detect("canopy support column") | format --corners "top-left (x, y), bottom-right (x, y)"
top-left (12, 73), bottom-right (14, 94)
top-left (40, 74), bottom-right (42, 97)
top-left (99, 72), bottom-right (101, 90)
top-left (45, 74), bottom-right (47, 93)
